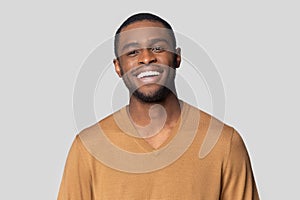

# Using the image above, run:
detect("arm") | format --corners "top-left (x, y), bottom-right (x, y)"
top-left (57, 135), bottom-right (93, 200)
top-left (221, 129), bottom-right (259, 200)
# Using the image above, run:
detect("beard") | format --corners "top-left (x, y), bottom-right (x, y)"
top-left (132, 85), bottom-right (171, 103)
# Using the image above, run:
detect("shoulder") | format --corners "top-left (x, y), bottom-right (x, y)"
top-left (78, 108), bottom-right (123, 138)
top-left (183, 101), bottom-right (234, 137)
top-left (183, 102), bottom-right (237, 158)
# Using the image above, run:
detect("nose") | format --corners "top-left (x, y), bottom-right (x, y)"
top-left (138, 48), bottom-right (157, 65)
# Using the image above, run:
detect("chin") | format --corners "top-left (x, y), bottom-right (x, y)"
top-left (132, 86), bottom-right (170, 103)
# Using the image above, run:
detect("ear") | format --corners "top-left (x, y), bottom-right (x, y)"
top-left (113, 58), bottom-right (122, 77)
top-left (174, 48), bottom-right (181, 69)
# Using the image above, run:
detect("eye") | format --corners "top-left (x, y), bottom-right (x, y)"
top-left (152, 46), bottom-right (164, 53)
top-left (127, 49), bottom-right (140, 56)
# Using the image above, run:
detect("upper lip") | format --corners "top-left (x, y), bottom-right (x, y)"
top-left (132, 65), bottom-right (164, 77)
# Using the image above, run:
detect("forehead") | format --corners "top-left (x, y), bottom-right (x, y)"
top-left (121, 20), bottom-right (166, 31)
top-left (118, 21), bottom-right (173, 46)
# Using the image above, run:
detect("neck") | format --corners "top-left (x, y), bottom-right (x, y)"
top-left (127, 92), bottom-right (181, 129)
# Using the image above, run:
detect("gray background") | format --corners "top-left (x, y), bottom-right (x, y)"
top-left (1, 0), bottom-right (299, 199)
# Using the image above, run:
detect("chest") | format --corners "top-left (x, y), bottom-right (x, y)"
top-left (90, 153), bottom-right (223, 200)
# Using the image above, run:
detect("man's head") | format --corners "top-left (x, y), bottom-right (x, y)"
top-left (113, 13), bottom-right (181, 103)
top-left (114, 13), bottom-right (177, 58)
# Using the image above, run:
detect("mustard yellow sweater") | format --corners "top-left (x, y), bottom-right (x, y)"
top-left (58, 102), bottom-right (259, 199)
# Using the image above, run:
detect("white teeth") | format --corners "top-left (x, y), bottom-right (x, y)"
top-left (137, 71), bottom-right (160, 79)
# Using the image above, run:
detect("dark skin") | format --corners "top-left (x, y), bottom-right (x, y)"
top-left (113, 20), bottom-right (182, 149)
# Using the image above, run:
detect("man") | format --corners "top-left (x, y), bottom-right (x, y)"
top-left (58, 13), bottom-right (259, 199)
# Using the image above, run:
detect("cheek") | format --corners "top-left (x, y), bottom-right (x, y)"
top-left (119, 58), bottom-right (137, 73)
top-left (157, 55), bottom-right (176, 67)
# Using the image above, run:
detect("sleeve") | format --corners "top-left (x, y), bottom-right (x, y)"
top-left (57, 135), bottom-right (93, 200)
top-left (221, 129), bottom-right (260, 200)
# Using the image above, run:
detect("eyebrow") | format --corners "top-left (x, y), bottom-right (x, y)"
top-left (121, 42), bottom-right (140, 53)
top-left (148, 38), bottom-right (171, 46)
top-left (121, 38), bottom-right (171, 53)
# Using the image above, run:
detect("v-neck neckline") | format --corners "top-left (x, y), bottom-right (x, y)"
top-left (113, 100), bottom-right (188, 152)
top-left (79, 101), bottom-right (200, 173)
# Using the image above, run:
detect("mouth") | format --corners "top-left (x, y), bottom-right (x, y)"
top-left (130, 65), bottom-right (165, 84)
top-left (136, 70), bottom-right (162, 84)
top-left (136, 70), bottom-right (161, 79)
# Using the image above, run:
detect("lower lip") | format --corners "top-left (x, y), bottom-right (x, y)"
top-left (138, 75), bottom-right (161, 84)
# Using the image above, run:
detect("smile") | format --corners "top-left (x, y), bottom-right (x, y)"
top-left (136, 71), bottom-right (161, 79)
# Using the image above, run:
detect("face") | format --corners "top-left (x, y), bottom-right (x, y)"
top-left (113, 20), bottom-right (181, 103)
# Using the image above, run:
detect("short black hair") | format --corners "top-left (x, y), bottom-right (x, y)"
top-left (114, 12), bottom-right (177, 58)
